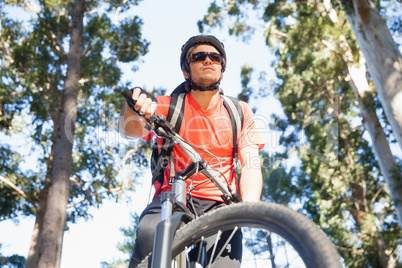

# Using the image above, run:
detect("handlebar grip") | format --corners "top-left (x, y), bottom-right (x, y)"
top-left (122, 87), bottom-right (158, 116)
top-left (121, 88), bottom-right (161, 132)
top-left (122, 88), bottom-right (139, 114)
top-left (122, 88), bottom-right (134, 101)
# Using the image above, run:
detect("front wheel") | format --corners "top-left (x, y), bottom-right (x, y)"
top-left (174, 202), bottom-right (342, 268)
top-left (141, 202), bottom-right (343, 267)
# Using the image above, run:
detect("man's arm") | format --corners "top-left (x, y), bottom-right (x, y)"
top-left (238, 144), bottom-right (263, 202)
top-left (118, 87), bottom-right (157, 139)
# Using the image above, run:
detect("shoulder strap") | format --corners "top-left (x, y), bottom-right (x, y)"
top-left (167, 93), bottom-right (186, 131)
top-left (151, 93), bottom-right (186, 184)
top-left (221, 95), bottom-right (244, 160)
top-left (220, 95), bottom-right (244, 200)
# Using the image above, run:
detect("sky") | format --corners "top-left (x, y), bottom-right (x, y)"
top-left (0, 1), bottom-right (281, 267)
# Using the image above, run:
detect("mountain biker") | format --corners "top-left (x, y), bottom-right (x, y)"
top-left (119, 35), bottom-right (264, 267)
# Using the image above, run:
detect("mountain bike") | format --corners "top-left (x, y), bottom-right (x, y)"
top-left (122, 89), bottom-right (342, 268)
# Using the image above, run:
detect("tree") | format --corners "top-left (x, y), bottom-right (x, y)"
top-left (197, 0), bottom-right (402, 266)
top-left (343, 0), bottom-right (402, 154)
top-left (320, 0), bottom-right (402, 233)
top-left (0, 0), bottom-right (150, 267)
top-left (34, 0), bottom-right (85, 265)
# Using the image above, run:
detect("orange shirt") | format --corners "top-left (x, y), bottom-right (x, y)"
top-left (144, 93), bottom-right (264, 202)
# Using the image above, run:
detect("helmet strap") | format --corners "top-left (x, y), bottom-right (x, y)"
top-left (185, 73), bottom-right (222, 92)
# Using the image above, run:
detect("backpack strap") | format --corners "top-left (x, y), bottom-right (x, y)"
top-left (221, 95), bottom-right (244, 160)
top-left (151, 93), bottom-right (186, 185)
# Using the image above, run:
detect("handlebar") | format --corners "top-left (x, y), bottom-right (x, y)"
top-left (121, 88), bottom-right (240, 204)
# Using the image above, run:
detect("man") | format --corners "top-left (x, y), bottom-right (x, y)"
top-left (119, 35), bottom-right (264, 267)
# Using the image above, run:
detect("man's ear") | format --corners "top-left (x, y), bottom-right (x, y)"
top-left (183, 70), bottom-right (190, 79)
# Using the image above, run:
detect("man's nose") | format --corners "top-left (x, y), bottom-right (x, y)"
top-left (203, 56), bottom-right (213, 64)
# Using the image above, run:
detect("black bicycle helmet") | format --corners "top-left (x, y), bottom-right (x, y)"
top-left (180, 35), bottom-right (227, 73)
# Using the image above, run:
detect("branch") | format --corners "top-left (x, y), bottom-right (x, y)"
top-left (78, 77), bottom-right (100, 84)
top-left (49, 29), bottom-right (67, 59)
top-left (0, 175), bottom-right (30, 200)
top-left (26, 0), bottom-right (41, 15)
top-left (0, 42), bottom-right (15, 63)
top-left (86, 7), bottom-right (99, 15)
top-left (67, 145), bottom-right (143, 208)
top-left (370, 187), bottom-right (384, 207)
top-left (114, 0), bottom-right (129, 25)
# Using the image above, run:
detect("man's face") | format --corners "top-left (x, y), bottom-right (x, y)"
top-left (185, 44), bottom-right (223, 86)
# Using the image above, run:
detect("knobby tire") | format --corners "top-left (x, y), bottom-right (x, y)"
top-left (138, 202), bottom-right (342, 268)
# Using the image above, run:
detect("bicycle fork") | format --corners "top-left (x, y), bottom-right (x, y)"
top-left (151, 178), bottom-right (192, 268)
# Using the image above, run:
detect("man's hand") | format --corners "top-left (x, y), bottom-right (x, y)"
top-left (129, 87), bottom-right (157, 119)
top-left (119, 87), bottom-right (157, 139)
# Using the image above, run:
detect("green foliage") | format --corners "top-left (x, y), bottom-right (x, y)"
top-left (238, 65), bottom-right (253, 102)
top-left (0, 254), bottom-right (26, 268)
top-left (198, 1), bottom-right (223, 32)
top-left (265, 2), bottom-right (402, 264)
top-left (260, 151), bottom-right (300, 206)
top-left (198, 0), bottom-right (260, 39)
top-left (0, 0), bottom-right (150, 225)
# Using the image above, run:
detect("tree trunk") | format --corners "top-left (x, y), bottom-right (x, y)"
top-left (322, 0), bottom-right (402, 230)
top-left (346, 0), bottom-right (402, 154)
top-left (26, 191), bottom-right (47, 267)
top-left (348, 67), bottom-right (400, 267)
top-left (346, 51), bottom-right (402, 230)
top-left (27, 131), bottom-right (55, 266)
top-left (33, 0), bottom-right (84, 266)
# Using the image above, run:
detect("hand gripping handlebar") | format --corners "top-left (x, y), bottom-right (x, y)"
top-left (121, 88), bottom-right (175, 139)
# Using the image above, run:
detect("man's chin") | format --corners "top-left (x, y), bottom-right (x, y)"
top-left (198, 78), bottom-right (220, 86)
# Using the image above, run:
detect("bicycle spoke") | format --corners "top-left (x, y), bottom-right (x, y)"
top-left (207, 230), bottom-right (221, 267)
top-left (170, 203), bottom-right (341, 268)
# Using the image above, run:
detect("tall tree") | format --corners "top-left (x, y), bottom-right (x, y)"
top-left (343, 0), bottom-right (402, 154)
top-left (319, 0), bottom-right (402, 232)
top-left (0, 0), bottom-right (150, 267)
top-left (35, 0), bottom-right (84, 265)
top-left (197, 0), bottom-right (402, 266)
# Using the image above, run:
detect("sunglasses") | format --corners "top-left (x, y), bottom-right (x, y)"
top-left (191, 52), bottom-right (222, 63)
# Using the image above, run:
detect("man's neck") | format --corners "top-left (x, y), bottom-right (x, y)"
top-left (190, 89), bottom-right (220, 110)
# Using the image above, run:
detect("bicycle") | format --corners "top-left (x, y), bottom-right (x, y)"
top-left (122, 89), bottom-right (343, 268)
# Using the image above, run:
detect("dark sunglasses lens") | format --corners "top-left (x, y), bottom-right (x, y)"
top-left (192, 52), bottom-right (221, 62)
top-left (192, 52), bottom-right (206, 61)
top-left (208, 53), bottom-right (222, 62)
